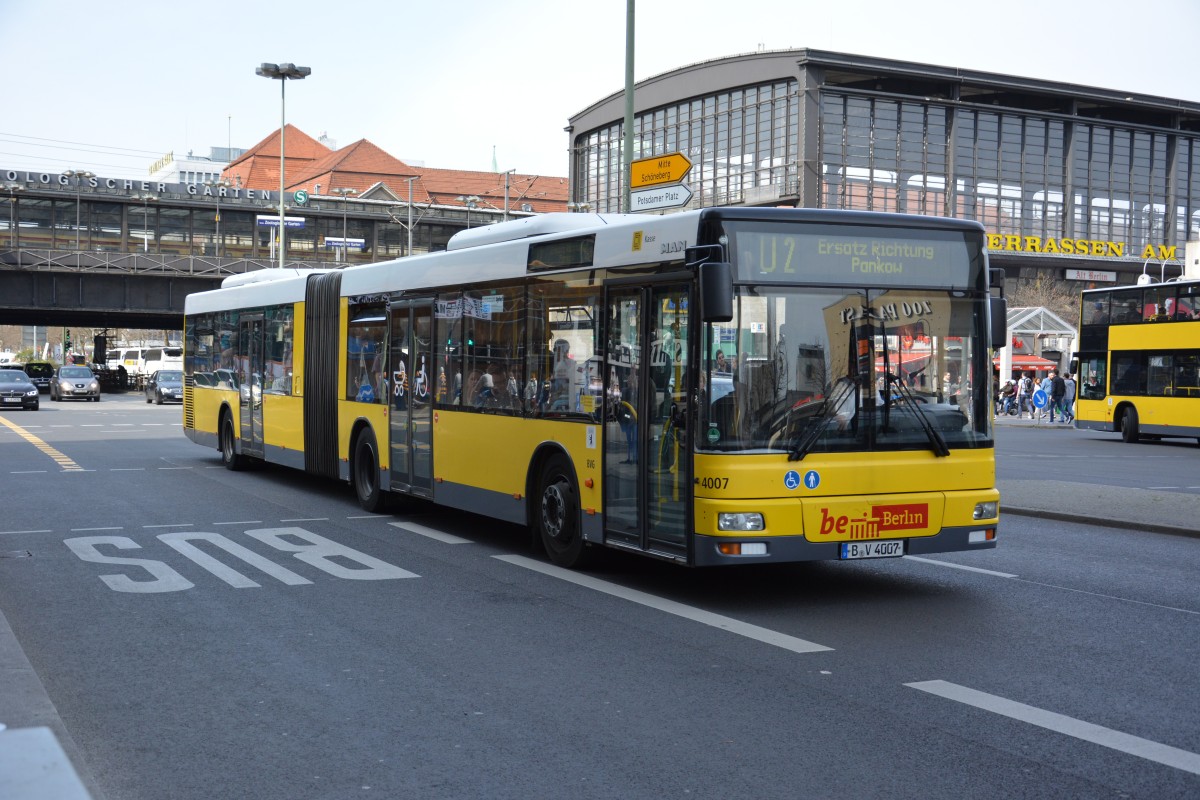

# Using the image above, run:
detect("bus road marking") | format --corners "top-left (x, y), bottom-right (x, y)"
top-left (495, 554), bottom-right (833, 655)
top-left (389, 522), bottom-right (472, 544)
top-left (0, 415), bottom-right (85, 471)
top-left (905, 556), bottom-right (1018, 578)
top-left (906, 680), bottom-right (1200, 776)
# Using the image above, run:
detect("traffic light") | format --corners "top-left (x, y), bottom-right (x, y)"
top-left (65, 329), bottom-right (71, 351)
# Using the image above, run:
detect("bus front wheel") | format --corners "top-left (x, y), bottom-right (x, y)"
top-left (1121, 406), bottom-right (1140, 443)
top-left (536, 455), bottom-right (589, 568)
top-left (353, 430), bottom-right (387, 512)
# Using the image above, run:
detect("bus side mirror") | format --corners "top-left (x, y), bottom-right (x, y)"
top-left (990, 296), bottom-right (1008, 349)
top-left (700, 261), bottom-right (733, 323)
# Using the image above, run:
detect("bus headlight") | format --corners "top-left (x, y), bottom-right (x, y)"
top-left (973, 501), bottom-right (998, 520)
top-left (718, 512), bottom-right (764, 531)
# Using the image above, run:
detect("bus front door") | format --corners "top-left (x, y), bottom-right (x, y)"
top-left (604, 281), bottom-right (692, 560)
top-left (388, 300), bottom-right (434, 497)
top-left (237, 315), bottom-right (265, 459)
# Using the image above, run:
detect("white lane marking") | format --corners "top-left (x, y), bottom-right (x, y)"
top-left (905, 556), bottom-right (1017, 578)
top-left (112, 468), bottom-right (146, 471)
top-left (81, 424), bottom-right (103, 427)
top-left (907, 680), bottom-right (1200, 776)
top-left (143, 523), bottom-right (194, 529)
top-left (347, 514), bottom-right (391, 520)
top-left (71, 527), bottom-right (123, 532)
top-left (389, 521), bottom-right (472, 544)
top-left (1011, 577), bottom-right (1199, 616)
top-left (280, 517), bottom-right (328, 522)
top-left (496, 554), bottom-right (834, 654)
top-left (0, 530), bottom-right (53, 536)
top-left (213, 520), bottom-right (263, 526)
top-left (157, 467), bottom-right (192, 470)
top-left (11, 470), bottom-right (48, 474)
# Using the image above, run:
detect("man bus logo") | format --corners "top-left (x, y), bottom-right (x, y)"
top-left (818, 503), bottom-right (930, 539)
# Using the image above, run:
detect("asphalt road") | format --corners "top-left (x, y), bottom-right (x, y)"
top-left (1, 395), bottom-right (1198, 799)
top-left (995, 415), bottom-right (1200, 493)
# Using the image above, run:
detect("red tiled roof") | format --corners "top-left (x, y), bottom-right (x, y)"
top-left (223, 125), bottom-right (331, 191)
top-left (226, 126), bottom-right (567, 213)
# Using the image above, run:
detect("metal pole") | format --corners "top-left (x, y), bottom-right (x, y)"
top-left (74, 183), bottom-right (81, 250)
top-left (407, 177), bottom-right (414, 256)
top-left (623, 0), bottom-right (635, 213)
top-left (278, 78), bottom-right (286, 269)
top-left (342, 196), bottom-right (348, 262)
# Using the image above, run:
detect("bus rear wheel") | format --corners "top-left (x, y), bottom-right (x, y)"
top-left (536, 455), bottom-right (590, 568)
top-left (353, 429), bottom-right (387, 513)
top-left (1121, 406), bottom-right (1140, 443)
top-left (220, 413), bottom-right (245, 471)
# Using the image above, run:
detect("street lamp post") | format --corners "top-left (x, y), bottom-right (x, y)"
top-left (455, 195), bottom-right (480, 230)
top-left (256, 62), bottom-right (311, 269)
top-left (203, 178), bottom-right (232, 257)
top-left (62, 169), bottom-right (95, 251)
top-left (331, 187), bottom-right (358, 262)
top-left (403, 176), bottom-right (418, 256)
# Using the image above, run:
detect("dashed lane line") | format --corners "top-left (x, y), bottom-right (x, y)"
top-left (496, 554), bottom-right (834, 655)
top-left (390, 521), bottom-right (472, 544)
top-left (905, 556), bottom-right (1018, 578)
top-left (907, 680), bottom-right (1200, 776)
top-left (0, 415), bottom-right (85, 471)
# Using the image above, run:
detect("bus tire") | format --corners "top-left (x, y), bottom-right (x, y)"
top-left (220, 412), bottom-right (245, 471)
top-left (353, 429), bottom-right (387, 513)
top-left (536, 455), bottom-right (590, 568)
top-left (1121, 406), bottom-right (1140, 443)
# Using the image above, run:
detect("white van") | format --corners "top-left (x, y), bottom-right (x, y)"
top-left (140, 347), bottom-right (183, 377)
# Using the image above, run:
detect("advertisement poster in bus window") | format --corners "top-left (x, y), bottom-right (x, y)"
top-left (822, 291), bottom-right (952, 383)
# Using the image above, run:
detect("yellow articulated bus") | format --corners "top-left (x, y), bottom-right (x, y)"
top-left (183, 207), bottom-right (1005, 568)
top-left (1074, 277), bottom-right (1200, 444)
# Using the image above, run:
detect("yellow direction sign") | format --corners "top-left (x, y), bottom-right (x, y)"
top-left (629, 152), bottom-right (693, 190)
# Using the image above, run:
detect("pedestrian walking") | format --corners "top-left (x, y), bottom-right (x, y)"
top-left (1050, 369), bottom-right (1066, 423)
top-left (1061, 372), bottom-right (1076, 423)
top-left (1016, 372), bottom-right (1035, 418)
top-left (1039, 372), bottom-right (1054, 420)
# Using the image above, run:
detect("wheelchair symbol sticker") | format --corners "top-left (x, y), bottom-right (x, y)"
top-left (784, 470), bottom-right (801, 490)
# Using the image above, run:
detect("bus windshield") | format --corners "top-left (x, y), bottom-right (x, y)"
top-left (702, 286), bottom-right (992, 453)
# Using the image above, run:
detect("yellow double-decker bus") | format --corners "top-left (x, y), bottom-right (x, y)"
top-left (1075, 278), bottom-right (1200, 444)
top-left (183, 208), bottom-right (1005, 568)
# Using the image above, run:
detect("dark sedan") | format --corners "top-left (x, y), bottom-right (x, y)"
top-left (0, 369), bottom-right (40, 410)
top-left (145, 369), bottom-right (184, 404)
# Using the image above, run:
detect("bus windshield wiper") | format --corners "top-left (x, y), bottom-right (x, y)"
top-left (787, 377), bottom-right (856, 462)
top-left (885, 372), bottom-right (950, 457)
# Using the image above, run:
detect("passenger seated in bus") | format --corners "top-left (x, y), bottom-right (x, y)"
top-left (473, 369), bottom-right (495, 406)
top-left (1088, 301), bottom-right (1108, 324)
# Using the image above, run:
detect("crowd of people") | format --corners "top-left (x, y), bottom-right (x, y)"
top-left (997, 369), bottom-right (1075, 423)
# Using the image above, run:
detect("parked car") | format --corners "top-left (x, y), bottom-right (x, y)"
top-left (50, 365), bottom-right (101, 402)
top-left (22, 361), bottom-right (55, 393)
top-left (0, 369), bottom-right (40, 410)
top-left (145, 369), bottom-right (184, 404)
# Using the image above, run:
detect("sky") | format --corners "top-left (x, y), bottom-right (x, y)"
top-left (2, 0), bottom-right (1198, 181)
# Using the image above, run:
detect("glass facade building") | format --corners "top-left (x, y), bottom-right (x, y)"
top-left (568, 50), bottom-right (1200, 280)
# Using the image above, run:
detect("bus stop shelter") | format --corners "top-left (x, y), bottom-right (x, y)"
top-left (997, 306), bottom-right (1076, 381)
